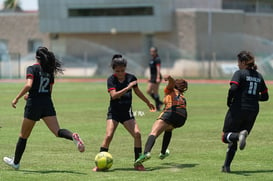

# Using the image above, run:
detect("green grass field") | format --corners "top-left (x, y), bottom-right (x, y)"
top-left (0, 80), bottom-right (272, 181)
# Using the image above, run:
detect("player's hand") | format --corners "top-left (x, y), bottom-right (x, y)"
top-left (163, 75), bottom-right (171, 81)
top-left (24, 94), bottom-right (29, 101)
top-left (147, 102), bottom-right (156, 112)
top-left (156, 77), bottom-right (161, 83)
top-left (11, 98), bottom-right (18, 108)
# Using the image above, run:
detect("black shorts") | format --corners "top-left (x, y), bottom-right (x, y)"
top-left (222, 108), bottom-right (259, 134)
top-left (24, 98), bottom-right (56, 121)
top-left (158, 108), bottom-right (187, 128)
top-left (149, 74), bottom-right (162, 83)
top-left (107, 109), bottom-right (135, 124)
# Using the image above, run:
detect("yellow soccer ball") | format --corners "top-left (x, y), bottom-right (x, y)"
top-left (94, 152), bottom-right (113, 170)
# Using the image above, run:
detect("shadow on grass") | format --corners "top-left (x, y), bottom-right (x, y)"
top-left (19, 169), bottom-right (87, 175)
top-left (110, 163), bottom-right (198, 172)
top-left (230, 169), bottom-right (273, 176)
top-left (149, 162), bottom-right (198, 171)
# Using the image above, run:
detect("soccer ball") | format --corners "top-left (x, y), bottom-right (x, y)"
top-left (94, 152), bottom-right (113, 170)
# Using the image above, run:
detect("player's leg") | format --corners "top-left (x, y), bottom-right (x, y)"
top-left (3, 118), bottom-right (36, 169)
top-left (43, 116), bottom-right (85, 152)
top-left (100, 119), bottom-right (119, 151)
top-left (159, 130), bottom-right (172, 160)
top-left (151, 83), bottom-right (163, 111)
top-left (222, 142), bottom-right (237, 173)
top-left (123, 119), bottom-right (146, 171)
top-left (135, 119), bottom-right (171, 165)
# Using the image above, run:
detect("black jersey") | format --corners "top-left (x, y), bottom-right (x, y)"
top-left (229, 69), bottom-right (268, 111)
top-left (26, 63), bottom-right (54, 98)
top-left (149, 56), bottom-right (161, 77)
top-left (107, 73), bottom-right (137, 112)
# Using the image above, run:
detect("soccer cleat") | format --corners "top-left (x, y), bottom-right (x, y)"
top-left (72, 133), bottom-right (85, 152)
top-left (135, 152), bottom-right (151, 165)
top-left (3, 157), bottom-right (20, 170)
top-left (221, 165), bottom-right (231, 173)
top-left (238, 130), bottom-right (248, 150)
top-left (134, 163), bottom-right (146, 171)
top-left (159, 149), bottom-right (170, 160)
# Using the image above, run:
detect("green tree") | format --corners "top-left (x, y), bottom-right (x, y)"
top-left (4, 0), bottom-right (22, 11)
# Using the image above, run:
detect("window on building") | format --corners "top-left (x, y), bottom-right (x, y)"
top-left (223, 0), bottom-right (273, 13)
top-left (68, 6), bottom-right (154, 17)
top-left (0, 39), bottom-right (8, 61)
top-left (28, 39), bottom-right (42, 53)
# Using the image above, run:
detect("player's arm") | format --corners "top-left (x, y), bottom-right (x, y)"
top-left (164, 75), bottom-right (175, 90)
top-left (260, 91), bottom-right (269, 101)
top-left (12, 78), bottom-right (33, 108)
top-left (227, 83), bottom-right (238, 107)
top-left (109, 81), bottom-right (137, 100)
top-left (156, 64), bottom-right (161, 83)
top-left (133, 86), bottom-right (155, 111)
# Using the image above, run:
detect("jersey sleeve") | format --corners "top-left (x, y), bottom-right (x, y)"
top-left (130, 74), bottom-right (138, 87)
top-left (164, 87), bottom-right (173, 95)
top-left (26, 66), bottom-right (34, 79)
top-left (260, 76), bottom-right (268, 94)
top-left (155, 57), bottom-right (161, 66)
top-left (230, 70), bottom-right (240, 85)
top-left (107, 76), bottom-right (116, 92)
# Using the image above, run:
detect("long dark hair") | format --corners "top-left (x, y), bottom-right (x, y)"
top-left (237, 51), bottom-right (257, 70)
top-left (111, 54), bottom-right (127, 69)
top-left (36, 47), bottom-right (63, 75)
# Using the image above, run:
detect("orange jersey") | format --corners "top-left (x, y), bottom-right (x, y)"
top-left (163, 87), bottom-right (186, 110)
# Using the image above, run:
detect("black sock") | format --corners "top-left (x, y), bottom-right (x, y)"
top-left (134, 147), bottom-right (142, 161)
top-left (14, 137), bottom-right (27, 164)
top-left (150, 93), bottom-right (156, 100)
top-left (100, 147), bottom-right (108, 152)
top-left (223, 142), bottom-right (237, 167)
top-left (58, 129), bottom-right (73, 140)
top-left (161, 131), bottom-right (172, 154)
top-left (144, 135), bottom-right (156, 153)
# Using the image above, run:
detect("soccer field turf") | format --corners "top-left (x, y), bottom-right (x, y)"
top-left (0, 81), bottom-right (272, 181)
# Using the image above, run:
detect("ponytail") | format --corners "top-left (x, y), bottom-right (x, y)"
top-left (36, 47), bottom-right (63, 75)
top-left (237, 51), bottom-right (257, 70)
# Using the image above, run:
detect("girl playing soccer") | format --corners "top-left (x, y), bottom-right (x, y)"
top-left (221, 51), bottom-right (269, 173)
top-left (93, 54), bottom-right (155, 171)
top-left (135, 75), bottom-right (188, 166)
top-left (3, 47), bottom-right (85, 170)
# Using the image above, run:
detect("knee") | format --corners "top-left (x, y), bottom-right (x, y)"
top-left (134, 131), bottom-right (141, 140)
top-left (222, 132), bottom-right (230, 144)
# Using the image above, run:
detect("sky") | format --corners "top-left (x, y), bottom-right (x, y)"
top-left (0, 0), bottom-right (38, 11)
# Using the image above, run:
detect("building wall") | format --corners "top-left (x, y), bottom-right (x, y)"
top-left (39, 0), bottom-right (173, 33)
top-left (176, 9), bottom-right (273, 60)
top-left (0, 12), bottom-right (50, 57)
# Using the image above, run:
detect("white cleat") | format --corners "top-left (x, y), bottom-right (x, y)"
top-left (3, 157), bottom-right (20, 170)
top-left (239, 130), bottom-right (248, 150)
top-left (72, 133), bottom-right (85, 152)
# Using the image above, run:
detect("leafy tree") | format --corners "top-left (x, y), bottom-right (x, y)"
top-left (3, 0), bottom-right (22, 11)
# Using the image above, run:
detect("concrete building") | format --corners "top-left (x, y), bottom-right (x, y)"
top-left (1, 0), bottom-right (273, 77)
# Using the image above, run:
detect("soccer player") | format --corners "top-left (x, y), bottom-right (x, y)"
top-left (93, 54), bottom-right (155, 172)
top-left (147, 47), bottom-right (163, 111)
top-left (221, 51), bottom-right (269, 173)
top-left (3, 47), bottom-right (85, 170)
top-left (135, 75), bottom-right (188, 166)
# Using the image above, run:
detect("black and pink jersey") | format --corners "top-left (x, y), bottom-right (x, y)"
top-left (26, 63), bottom-right (54, 98)
top-left (230, 69), bottom-right (268, 110)
top-left (107, 73), bottom-right (137, 112)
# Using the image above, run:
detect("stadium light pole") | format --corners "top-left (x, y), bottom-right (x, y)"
top-left (207, 0), bottom-right (212, 79)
